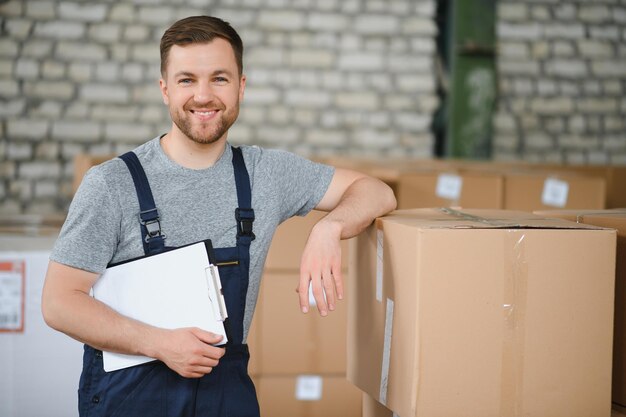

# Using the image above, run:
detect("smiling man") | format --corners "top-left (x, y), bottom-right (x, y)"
top-left (41, 16), bottom-right (396, 417)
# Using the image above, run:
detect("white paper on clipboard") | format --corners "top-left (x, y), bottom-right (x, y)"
top-left (92, 241), bottom-right (228, 372)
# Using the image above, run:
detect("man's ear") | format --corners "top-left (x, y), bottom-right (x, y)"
top-left (239, 74), bottom-right (246, 102)
top-left (159, 78), bottom-right (169, 105)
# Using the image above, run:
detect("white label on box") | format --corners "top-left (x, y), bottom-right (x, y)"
top-left (542, 178), bottom-right (569, 207)
top-left (0, 271), bottom-right (23, 331)
top-left (436, 174), bottom-right (463, 200)
top-left (376, 229), bottom-right (384, 303)
top-left (295, 375), bottom-right (323, 401)
top-left (380, 298), bottom-right (394, 406)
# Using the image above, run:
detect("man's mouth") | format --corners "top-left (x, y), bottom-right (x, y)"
top-left (190, 110), bottom-right (217, 116)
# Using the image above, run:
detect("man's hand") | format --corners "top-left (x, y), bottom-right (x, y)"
top-left (154, 327), bottom-right (225, 378)
top-left (294, 168), bottom-right (396, 316)
top-left (297, 218), bottom-right (344, 316)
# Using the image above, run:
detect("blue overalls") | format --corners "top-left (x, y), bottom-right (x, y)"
top-left (77, 147), bottom-right (260, 417)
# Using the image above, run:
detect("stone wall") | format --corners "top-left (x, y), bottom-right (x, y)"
top-left (0, 0), bottom-right (439, 215)
top-left (494, 1), bottom-right (626, 164)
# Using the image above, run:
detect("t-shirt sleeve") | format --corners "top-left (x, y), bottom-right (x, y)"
top-left (50, 166), bottom-right (121, 274)
top-left (253, 148), bottom-right (335, 222)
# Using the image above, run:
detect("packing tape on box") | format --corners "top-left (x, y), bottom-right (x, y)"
top-left (439, 207), bottom-right (497, 225)
top-left (500, 231), bottom-right (528, 417)
top-left (379, 297), bottom-right (394, 406)
top-left (376, 228), bottom-right (384, 303)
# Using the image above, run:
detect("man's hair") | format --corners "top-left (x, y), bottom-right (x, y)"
top-left (160, 15), bottom-right (244, 76)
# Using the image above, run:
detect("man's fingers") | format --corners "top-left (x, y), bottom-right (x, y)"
top-left (298, 271), bottom-right (311, 313)
top-left (311, 275), bottom-right (329, 316)
top-left (321, 271), bottom-right (336, 311)
top-left (190, 327), bottom-right (224, 346)
top-left (333, 268), bottom-right (344, 300)
top-left (181, 364), bottom-right (216, 378)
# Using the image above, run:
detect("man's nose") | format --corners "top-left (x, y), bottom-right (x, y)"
top-left (194, 81), bottom-right (215, 104)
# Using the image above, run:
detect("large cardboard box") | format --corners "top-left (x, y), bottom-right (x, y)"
top-left (397, 170), bottom-right (504, 209)
top-left (348, 208), bottom-right (616, 417)
top-left (248, 271), bottom-right (348, 375)
top-left (534, 209), bottom-right (626, 408)
top-left (503, 172), bottom-right (606, 211)
top-left (264, 210), bottom-right (350, 271)
top-left (255, 374), bottom-right (361, 417)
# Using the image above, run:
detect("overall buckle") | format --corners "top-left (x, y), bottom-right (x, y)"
top-left (139, 208), bottom-right (164, 241)
top-left (235, 208), bottom-right (255, 240)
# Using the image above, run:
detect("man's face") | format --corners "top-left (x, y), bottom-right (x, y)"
top-left (159, 38), bottom-right (245, 146)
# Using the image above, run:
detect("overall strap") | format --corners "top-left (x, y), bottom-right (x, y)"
top-left (119, 151), bottom-right (166, 255)
top-left (231, 147), bottom-right (255, 244)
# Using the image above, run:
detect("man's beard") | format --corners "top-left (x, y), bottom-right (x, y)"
top-left (170, 103), bottom-right (239, 145)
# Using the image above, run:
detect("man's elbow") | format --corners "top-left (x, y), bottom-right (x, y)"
top-left (41, 289), bottom-right (62, 331)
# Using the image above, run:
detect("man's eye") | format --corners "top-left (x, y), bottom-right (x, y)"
top-left (178, 78), bottom-right (192, 84)
top-left (214, 77), bottom-right (228, 83)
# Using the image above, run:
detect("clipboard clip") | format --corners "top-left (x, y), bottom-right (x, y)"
top-left (206, 265), bottom-right (228, 321)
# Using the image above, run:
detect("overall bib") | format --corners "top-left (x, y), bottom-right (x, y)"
top-left (77, 147), bottom-right (260, 417)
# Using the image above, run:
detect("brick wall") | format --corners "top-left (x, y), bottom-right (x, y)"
top-left (3, 0), bottom-right (624, 216)
top-left (494, 1), bottom-right (626, 165)
top-left (0, 0), bottom-right (438, 215)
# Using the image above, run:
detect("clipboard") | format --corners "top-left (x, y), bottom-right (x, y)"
top-left (92, 240), bottom-right (228, 372)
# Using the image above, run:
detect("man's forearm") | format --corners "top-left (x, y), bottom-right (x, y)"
top-left (317, 176), bottom-right (396, 239)
top-left (42, 277), bottom-right (164, 359)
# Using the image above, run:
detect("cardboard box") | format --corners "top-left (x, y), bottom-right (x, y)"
top-left (348, 208), bottom-right (616, 417)
top-left (534, 164), bottom-right (626, 209)
top-left (312, 156), bottom-right (405, 194)
top-left (396, 170), bottom-right (504, 209)
top-left (265, 210), bottom-right (350, 271)
top-left (255, 374), bottom-right (361, 417)
top-left (503, 172), bottom-right (606, 211)
top-left (248, 271), bottom-right (348, 375)
top-left (362, 392), bottom-right (394, 417)
top-left (534, 209), bottom-right (626, 408)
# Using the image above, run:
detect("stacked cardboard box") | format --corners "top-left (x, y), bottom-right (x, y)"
top-left (535, 164), bottom-right (626, 209)
top-left (534, 209), bottom-right (626, 409)
top-left (318, 156), bottom-right (609, 212)
top-left (501, 171), bottom-right (606, 211)
top-left (395, 164), bottom-right (607, 211)
top-left (249, 210), bottom-right (361, 417)
top-left (396, 169), bottom-right (504, 209)
top-left (348, 208), bottom-right (616, 417)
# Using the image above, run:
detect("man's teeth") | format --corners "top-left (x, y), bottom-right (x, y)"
top-left (195, 110), bottom-right (215, 116)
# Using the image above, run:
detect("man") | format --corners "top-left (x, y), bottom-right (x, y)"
top-left (42, 15), bottom-right (396, 416)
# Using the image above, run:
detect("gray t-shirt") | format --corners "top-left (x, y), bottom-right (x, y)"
top-left (51, 137), bottom-right (335, 341)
